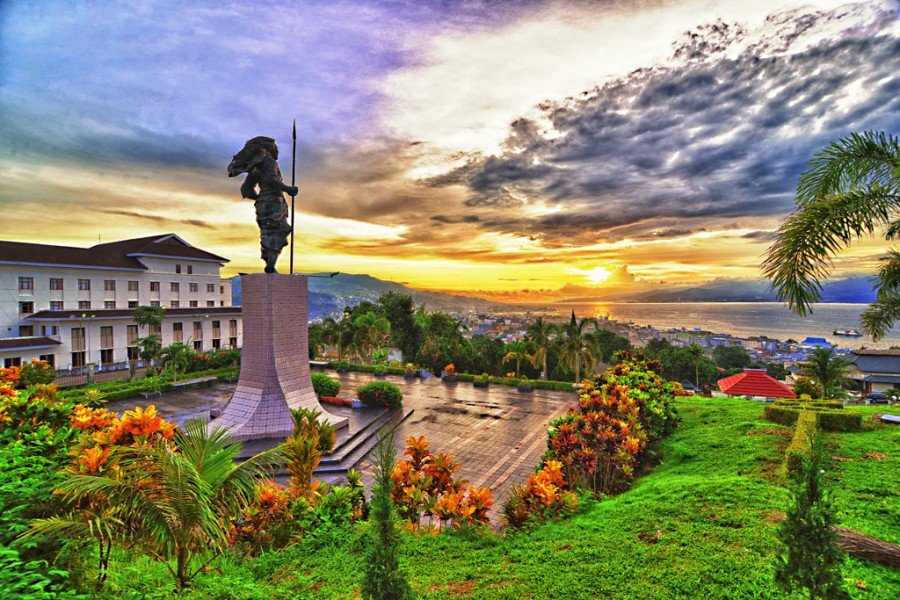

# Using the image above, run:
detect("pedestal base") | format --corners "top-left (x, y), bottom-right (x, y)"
top-left (213, 274), bottom-right (347, 441)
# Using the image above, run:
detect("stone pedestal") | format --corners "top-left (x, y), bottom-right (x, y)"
top-left (214, 274), bottom-right (348, 441)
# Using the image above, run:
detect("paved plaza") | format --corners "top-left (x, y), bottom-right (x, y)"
top-left (107, 371), bottom-right (576, 511)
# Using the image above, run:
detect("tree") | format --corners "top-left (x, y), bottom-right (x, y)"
top-left (159, 342), bottom-right (195, 382)
top-left (526, 317), bottom-right (558, 380)
top-left (763, 131), bottom-right (900, 340)
top-left (588, 328), bottom-right (632, 368)
top-left (792, 376), bottom-right (822, 399)
top-left (559, 312), bottom-right (599, 382)
top-left (501, 341), bottom-right (535, 378)
top-left (378, 292), bottom-right (419, 362)
top-left (667, 345), bottom-right (718, 387)
top-left (802, 348), bottom-right (850, 399)
top-left (353, 311), bottom-right (391, 363)
top-left (774, 432), bottom-right (849, 599)
top-left (712, 345), bottom-right (751, 371)
top-left (133, 305), bottom-right (166, 373)
top-left (361, 433), bottom-right (412, 600)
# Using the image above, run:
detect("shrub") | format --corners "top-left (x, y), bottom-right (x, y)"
top-left (502, 460), bottom-right (579, 528)
top-left (283, 408), bottom-right (336, 498)
top-left (784, 411), bottom-right (818, 479)
top-left (815, 410), bottom-right (862, 432)
top-left (594, 357), bottom-right (681, 440)
top-left (764, 405), bottom-right (800, 426)
top-left (310, 373), bottom-right (341, 398)
top-left (374, 364), bottom-right (387, 376)
top-left (19, 360), bottom-right (56, 388)
top-left (357, 381), bottom-right (403, 409)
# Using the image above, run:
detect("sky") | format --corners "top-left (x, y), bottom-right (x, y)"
top-left (0, 0), bottom-right (898, 296)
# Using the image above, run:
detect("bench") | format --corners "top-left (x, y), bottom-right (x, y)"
top-left (171, 376), bottom-right (217, 390)
top-left (310, 360), bottom-right (329, 371)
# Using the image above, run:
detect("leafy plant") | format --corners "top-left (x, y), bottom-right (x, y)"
top-left (310, 372), bottom-right (341, 398)
top-left (502, 460), bottom-right (579, 528)
top-left (282, 409), bottom-right (336, 499)
top-left (357, 381), bottom-right (403, 409)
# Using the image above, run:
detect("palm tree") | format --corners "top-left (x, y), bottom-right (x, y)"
top-left (526, 317), bottom-right (557, 380)
top-left (501, 341), bottom-right (535, 378)
top-left (159, 342), bottom-right (194, 382)
top-left (802, 347), bottom-right (850, 399)
top-left (27, 421), bottom-right (277, 590)
top-left (559, 312), bottom-right (599, 383)
top-left (320, 317), bottom-right (340, 359)
top-left (353, 311), bottom-right (391, 363)
top-left (763, 131), bottom-right (900, 339)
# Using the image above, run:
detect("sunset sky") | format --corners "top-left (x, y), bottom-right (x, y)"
top-left (1, 0), bottom-right (898, 295)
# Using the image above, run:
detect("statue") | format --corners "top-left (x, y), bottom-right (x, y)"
top-left (227, 136), bottom-right (298, 273)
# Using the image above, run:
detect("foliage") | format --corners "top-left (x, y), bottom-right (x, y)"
top-left (18, 359), bottom-right (57, 388)
top-left (357, 381), bottom-right (403, 409)
top-left (793, 376), bottom-right (822, 399)
top-left (641, 340), bottom-right (719, 386)
top-left (526, 317), bottom-right (558, 380)
top-left (502, 460), bottom-right (579, 528)
top-left (558, 312), bottom-right (600, 382)
top-left (764, 405), bottom-right (861, 432)
top-left (158, 342), bottom-right (195, 382)
top-left (352, 311), bottom-right (391, 363)
top-left (391, 435), bottom-right (493, 531)
top-left (803, 348), bottom-right (851, 399)
top-left (311, 372), bottom-right (341, 398)
top-left (763, 130), bottom-right (900, 339)
top-left (362, 434), bottom-right (413, 600)
top-left (713, 345), bottom-right (752, 371)
top-left (784, 411), bottom-right (818, 479)
top-left (283, 408), bottom-right (336, 498)
top-left (775, 433), bottom-right (850, 599)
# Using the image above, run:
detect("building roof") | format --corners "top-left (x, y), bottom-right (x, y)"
top-left (717, 368), bottom-right (796, 398)
top-left (0, 336), bottom-right (62, 351)
top-left (849, 349), bottom-right (900, 375)
top-left (27, 307), bottom-right (242, 321)
top-left (0, 234), bottom-right (228, 271)
top-left (861, 375), bottom-right (900, 384)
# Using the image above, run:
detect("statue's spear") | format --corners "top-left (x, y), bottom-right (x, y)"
top-left (289, 119), bottom-right (297, 275)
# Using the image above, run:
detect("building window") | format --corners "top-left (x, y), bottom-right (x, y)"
top-left (127, 347), bottom-right (139, 360)
top-left (104, 280), bottom-right (116, 292)
top-left (71, 327), bottom-right (86, 352)
top-left (71, 352), bottom-right (86, 368)
top-left (150, 301), bottom-right (160, 307)
top-left (229, 337), bottom-right (238, 348)
top-left (100, 326), bottom-right (114, 349)
top-left (220, 285), bottom-right (224, 294)
top-left (207, 300), bottom-right (215, 307)
top-left (207, 284), bottom-right (215, 293)
top-left (41, 325), bottom-right (58, 336)
top-left (50, 301), bottom-right (64, 311)
top-left (170, 301), bottom-right (180, 308)
top-left (173, 322), bottom-right (183, 343)
top-left (78, 301), bottom-right (91, 310)
top-left (193, 321), bottom-right (203, 340)
top-left (212, 338), bottom-right (221, 349)
top-left (171, 282), bottom-right (180, 292)
top-left (189, 283), bottom-right (198, 293)
top-left (220, 301), bottom-right (225, 306)
top-left (128, 300), bottom-right (138, 308)
top-left (127, 324), bottom-right (139, 345)
top-left (128, 280), bottom-right (139, 292)
top-left (187, 265), bottom-right (193, 274)
top-left (100, 349), bottom-right (114, 365)
top-left (38, 354), bottom-right (55, 368)
top-left (189, 300), bottom-right (198, 308)
top-left (212, 320), bottom-right (220, 337)
top-left (18, 276), bottom-right (34, 291)
top-left (78, 279), bottom-right (91, 291)
top-left (193, 340), bottom-right (203, 351)
top-left (19, 325), bottom-right (34, 336)
top-left (229, 319), bottom-right (238, 337)
top-left (4, 358), bottom-right (21, 368)
top-left (150, 281), bottom-right (160, 292)
top-left (175, 264), bottom-right (182, 274)
top-left (50, 278), bottom-right (63, 290)
top-left (19, 301), bottom-right (33, 314)
top-left (104, 301), bottom-right (116, 309)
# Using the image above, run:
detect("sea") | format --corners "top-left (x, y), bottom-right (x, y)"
top-left (537, 302), bottom-right (900, 348)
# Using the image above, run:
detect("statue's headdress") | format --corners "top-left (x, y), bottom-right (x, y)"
top-left (227, 136), bottom-right (279, 177)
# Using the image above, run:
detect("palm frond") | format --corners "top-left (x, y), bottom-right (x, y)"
top-left (860, 293), bottom-right (900, 341)
top-left (797, 131), bottom-right (899, 204)
top-left (874, 250), bottom-right (900, 297)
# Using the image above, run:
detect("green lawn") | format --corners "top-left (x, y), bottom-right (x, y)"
top-left (96, 397), bottom-right (899, 599)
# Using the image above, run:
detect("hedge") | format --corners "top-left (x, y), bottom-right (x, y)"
top-left (311, 372), bottom-right (341, 397)
top-left (785, 411), bottom-right (818, 478)
top-left (57, 367), bottom-right (239, 404)
top-left (764, 404), bottom-right (862, 432)
top-left (357, 381), bottom-right (403, 409)
top-left (774, 399), bottom-right (843, 410)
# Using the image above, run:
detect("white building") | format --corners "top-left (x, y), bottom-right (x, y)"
top-left (0, 233), bottom-right (241, 370)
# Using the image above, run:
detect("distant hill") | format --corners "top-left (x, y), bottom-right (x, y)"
top-left (231, 273), bottom-right (502, 319)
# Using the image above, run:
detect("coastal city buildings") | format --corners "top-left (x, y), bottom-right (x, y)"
top-left (847, 349), bottom-right (900, 395)
top-left (0, 234), bottom-right (241, 370)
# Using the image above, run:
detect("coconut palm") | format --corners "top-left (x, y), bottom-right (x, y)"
top-left (353, 311), bottom-right (391, 363)
top-left (501, 341), bottom-right (535, 378)
top-left (559, 312), bottom-right (599, 383)
top-left (27, 420), bottom-right (277, 590)
top-left (802, 347), bottom-right (850, 399)
top-left (159, 342), bottom-right (194, 382)
top-left (526, 317), bottom-right (558, 380)
top-left (763, 131), bottom-right (900, 339)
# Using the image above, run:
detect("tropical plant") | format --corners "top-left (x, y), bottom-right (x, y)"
top-left (310, 372), bottom-right (341, 398)
top-left (792, 376), bottom-right (822, 399)
top-left (361, 434), bottom-right (413, 600)
top-left (283, 408), bottom-right (336, 498)
top-left (18, 359), bottom-right (55, 388)
top-left (357, 381), bottom-right (403, 409)
top-left (774, 432), bottom-right (849, 599)
top-left (502, 460), bottom-right (579, 528)
top-left (132, 305), bottom-right (166, 331)
top-left (802, 348), bottom-right (850, 399)
top-left (559, 312), bottom-right (600, 382)
top-left (159, 342), bottom-right (195, 382)
top-left (526, 317), bottom-right (558, 380)
top-left (763, 131), bottom-right (900, 340)
top-left (502, 341), bottom-right (535, 378)
top-left (595, 356), bottom-right (682, 441)
top-left (353, 311), bottom-right (391, 363)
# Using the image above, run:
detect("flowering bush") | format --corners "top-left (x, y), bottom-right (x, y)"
top-left (19, 359), bottom-right (56, 388)
top-left (443, 363), bottom-right (456, 374)
top-left (502, 460), bottom-right (579, 528)
top-left (391, 435), bottom-right (493, 531)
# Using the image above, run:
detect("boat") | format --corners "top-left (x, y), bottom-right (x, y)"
top-left (833, 328), bottom-right (863, 337)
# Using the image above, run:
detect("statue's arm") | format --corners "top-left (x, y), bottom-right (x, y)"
top-left (260, 157), bottom-right (298, 196)
top-left (240, 175), bottom-right (259, 199)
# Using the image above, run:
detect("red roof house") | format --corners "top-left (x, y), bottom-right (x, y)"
top-left (717, 368), bottom-right (796, 399)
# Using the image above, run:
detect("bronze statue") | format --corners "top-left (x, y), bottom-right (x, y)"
top-left (227, 136), bottom-right (298, 273)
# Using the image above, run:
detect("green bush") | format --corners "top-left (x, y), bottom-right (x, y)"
top-left (357, 381), bottom-right (403, 409)
top-left (785, 411), bottom-right (818, 479)
top-left (311, 373), bottom-right (341, 397)
top-left (764, 405), bottom-right (862, 432)
top-left (763, 405), bottom-right (800, 426)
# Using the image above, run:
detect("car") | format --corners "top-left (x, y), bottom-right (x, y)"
top-left (866, 392), bottom-right (889, 404)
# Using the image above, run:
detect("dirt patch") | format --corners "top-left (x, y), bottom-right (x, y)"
top-left (555, 544), bottom-right (573, 551)
top-left (746, 427), bottom-right (791, 437)
top-left (430, 580), bottom-right (477, 595)
top-left (862, 452), bottom-right (888, 460)
top-left (764, 510), bottom-right (786, 524)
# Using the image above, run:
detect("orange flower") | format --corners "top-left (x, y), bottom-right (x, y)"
top-left (77, 445), bottom-right (110, 473)
top-left (121, 405), bottom-right (163, 437)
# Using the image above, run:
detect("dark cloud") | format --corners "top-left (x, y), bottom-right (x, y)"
top-left (742, 230), bottom-right (776, 241)
top-left (429, 4), bottom-right (900, 245)
top-left (98, 209), bottom-right (214, 230)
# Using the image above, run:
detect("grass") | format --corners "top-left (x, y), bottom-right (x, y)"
top-left (92, 397), bottom-right (899, 599)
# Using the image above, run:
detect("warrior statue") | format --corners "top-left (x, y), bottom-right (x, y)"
top-left (227, 136), bottom-right (297, 273)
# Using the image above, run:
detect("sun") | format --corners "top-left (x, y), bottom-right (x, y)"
top-left (585, 267), bottom-right (612, 285)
